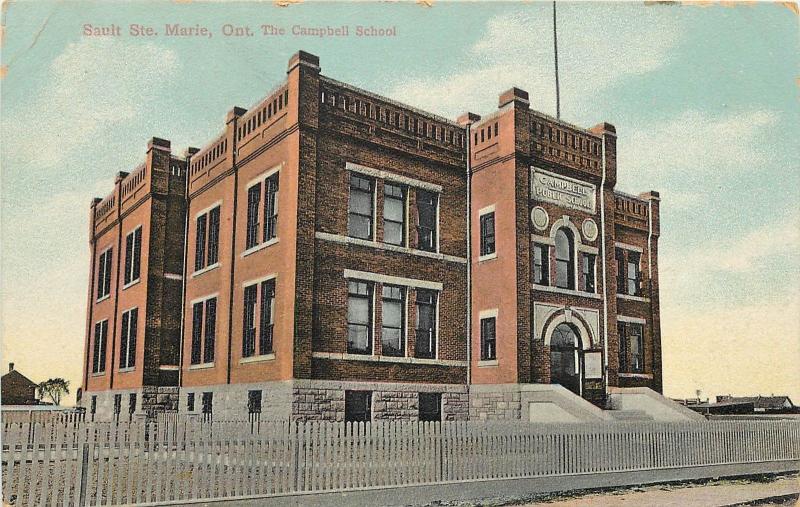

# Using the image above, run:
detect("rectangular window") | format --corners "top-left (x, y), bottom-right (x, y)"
top-left (618, 322), bottom-right (644, 373)
top-left (345, 391), bottom-right (372, 422)
top-left (582, 254), bottom-right (596, 293)
top-left (259, 279), bottom-right (275, 355)
top-left (247, 390), bottom-right (262, 414)
top-left (242, 284), bottom-right (258, 357)
top-left (480, 316), bottom-right (497, 361)
top-left (263, 174), bottom-right (279, 243)
top-left (479, 212), bottom-right (496, 257)
top-left (129, 393), bottom-right (136, 416)
top-left (113, 394), bottom-right (122, 418)
top-left (383, 183), bottom-right (406, 246)
top-left (92, 320), bottom-right (108, 374)
top-left (629, 323), bottom-right (644, 373)
top-left (187, 393), bottom-right (195, 412)
top-left (381, 285), bottom-right (405, 357)
top-left (419, 393), bottom-right (441, 422)
top-left (207, 207), bottom-right (220, 266)
top-left (415, 289), bottom-right (437, 359)
top-left (201, 392), bottom-right (213, 420)
top-left (195, 214), bottom-right (207, 271)
top-left (627, 252), bottom-right (641, 296)
top-left (618, 322), bottom-right (628, 372)
top-left (97, 248), bottom-right (113, 300)
top-left (347, 281), bottom-right (373, 354)
top-left (533, 244), bottom-right (549, 285)
top-left (416, 190), bottom-right (438, 252)
top-left (203, 298), bottom-right (216, 363)
top-left (90, 396), bottom-right (97, 416)
top-left (195, 205), bottom-right (220, 272)
top-left (246, 184), bottom-right (261, 250)
top-left (191, 298), bottom-right (216, 365)
top-left (615, 249), bottom-right (625, 295)
top-left (119, 308), bottom-right (138, 369)
top-left (191, 302), bottom-right (203, 364)
top-left (124, 226), bottom-right (142, 286)
top-left (348, 174), bottom-right (374, 240)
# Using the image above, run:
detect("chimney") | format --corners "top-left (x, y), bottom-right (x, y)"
top-left (8, 362), bottom-right (14, 372)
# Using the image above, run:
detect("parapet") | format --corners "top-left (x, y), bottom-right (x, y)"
top-left (499, 87), bottom-right (530, 109)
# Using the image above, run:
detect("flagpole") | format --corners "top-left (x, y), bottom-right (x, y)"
top-left (553, 0), bottom-right (561, 120)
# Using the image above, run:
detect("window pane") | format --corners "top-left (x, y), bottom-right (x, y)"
top-left (204, 299), bottom-right (216, 363)
top-left (381, 328), bottom-right (403, 356)
top-left (350, 190), bottom-right (373, 216)
top-left (384, 222), bottom-right (403, 246)
top-left (384, 197), bottom-right (404, 222)
top-left (208, 207), bottom-right (220, 265)
top-left (382, 301), bottom-right (402, 327)
top-left (555, 229), bottom-right (570, 259)
top-left (349, 215), bottom-right (372, 240)
top-left (195, 216), bottom-right (207, 271)
top-left (348, 297), bottom-right (370, 326)
top-left (124, 233), bottom-right (133, 284)
top-left (556, 261), bottom-right (569, 289)
top-left (246, 184), bottom-right (261, 249)
top-left (348, 326), bottom-right (370, 353)
top-left (191, 303), bottom-right (203, 364)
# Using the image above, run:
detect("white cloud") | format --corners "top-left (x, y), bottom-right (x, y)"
top-left (658, 212), bottom-right (800, 303)
top-left (389, 4), bottom-right (682, 119)
top-left (618, 109), bottom-right (780, 182)
top-left (2, 39), bottom-right (179, 169)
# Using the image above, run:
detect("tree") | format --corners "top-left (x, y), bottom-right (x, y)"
top-left (37, 378), bottom-right (70, 406)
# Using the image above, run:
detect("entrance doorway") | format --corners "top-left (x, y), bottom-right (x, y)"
top-left (549, 323), bottom-right (582, 396)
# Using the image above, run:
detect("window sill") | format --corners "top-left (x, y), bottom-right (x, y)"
top-left (191, 263), bottom-right (220, 278)
top-left (478, 359), bottom-right (498, 368)
top-left (241, 237), bottom-right (280, 258)
top-left (312, 351), bottom-right (467, 367)
top-left (478, 252), bottom-right (497, 263)
top-left (617, 294), bottom-right (650, 302)
top-left (90, 372), bottom-right (105, 377)
top-left (618, 373), bottom-right (653, 379)
top-left (315, 232), bottom-right (466, 264)
top-left (118, 367), bottom-right (135, 373)
top-left (96, 294), bottom-right (111, 303)
top-left (188, 362), bottom-right (215, 370)
top-left (531, 284), bottom-right (602, 300)
top-left (122, 279), bottom-right (141, 291)
top-left (239, 353), bottom-right (276, 364)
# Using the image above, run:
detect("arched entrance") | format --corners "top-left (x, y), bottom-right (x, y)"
top-left (549, 323), bottom-right (582, 396)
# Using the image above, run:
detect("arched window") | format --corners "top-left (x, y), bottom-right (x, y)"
top-left (555, 228), bottom-right (575, 289)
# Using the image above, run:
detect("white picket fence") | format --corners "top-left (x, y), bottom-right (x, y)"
top-left (2, 419), bottom-right (799, 506)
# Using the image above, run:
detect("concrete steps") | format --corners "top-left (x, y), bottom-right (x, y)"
top-left (607, 409), bottom-right (655, 422)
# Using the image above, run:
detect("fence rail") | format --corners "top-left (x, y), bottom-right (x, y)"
top-left (2, 419), bottom-right (799, 506)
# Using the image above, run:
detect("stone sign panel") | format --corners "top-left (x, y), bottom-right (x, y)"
top-left (531, 167), bottom-right (596, 214)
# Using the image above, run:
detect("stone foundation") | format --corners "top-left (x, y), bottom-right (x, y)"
top-left (470, 387), bottom-right (522, 420)
top-left (180, 381), bottom-right (293, 421)
top-left (292, 380), bottom-right (468, 422)
top-left (141, 386), bottom-right (179, 417)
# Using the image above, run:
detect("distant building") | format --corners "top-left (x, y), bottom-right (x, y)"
top-left (1, 363), bottom-right (38, 405)
top-left (716, 395), bottom-right (796, 414)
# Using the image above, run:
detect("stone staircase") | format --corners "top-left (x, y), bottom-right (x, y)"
top-left (607, 409), bottom-right (655, 422)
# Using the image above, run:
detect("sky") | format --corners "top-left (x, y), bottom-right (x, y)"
top-left (1, 1), bottom-right (798, 406)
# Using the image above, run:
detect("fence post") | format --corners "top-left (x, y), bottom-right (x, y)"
top-left (291, 422), bottom-right (300, 492)
top-left (78, 442), bottom-right (90, 507)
